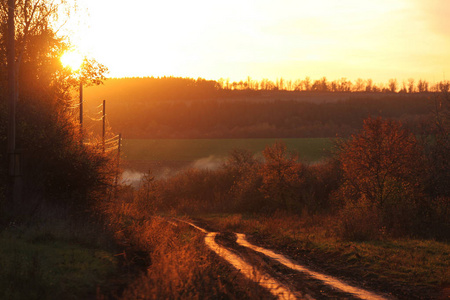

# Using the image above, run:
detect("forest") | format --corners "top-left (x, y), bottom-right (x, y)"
top-left (85, 77), bottom-right (443, 139)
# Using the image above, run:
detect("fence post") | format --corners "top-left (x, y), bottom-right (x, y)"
top-left (114, 133), bottom-right (122, 189)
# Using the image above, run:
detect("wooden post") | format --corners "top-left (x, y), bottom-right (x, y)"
top-left (7, 0), bottom-right (15, 156)
top-left (115, 133), bottom-right (122, 188)
top-left (102, 100), bottom-right (106, 152)
top-left (7, 0), bottom-right (18, 206)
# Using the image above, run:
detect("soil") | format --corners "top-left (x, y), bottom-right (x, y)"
top-left (190, 217), bottom-right (447, 300)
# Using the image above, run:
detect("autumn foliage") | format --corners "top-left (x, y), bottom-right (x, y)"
top-left (339, 117), bottom-right (424, 208)
top-left (259, 141), bottom-right (303, 210)
top-left (126, 115), bottom-right (448, 240)
top-left (0, 0), bottom-right (114, 220)
top-left (336, 117), bottom-right (428, 237)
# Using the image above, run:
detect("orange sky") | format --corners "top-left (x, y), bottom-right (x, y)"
top-left (63, 0), bottom-right (450, 84)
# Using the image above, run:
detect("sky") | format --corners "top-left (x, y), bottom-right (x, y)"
top-left (63, 0), bottom-right (450, 84)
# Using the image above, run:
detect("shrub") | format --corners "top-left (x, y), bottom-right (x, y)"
top-left (337, 117), bottom-right (426, 237)
top-left (259, 141), bottom-right (304, 211)
top-left (337, 199), bottom-right (384, 241)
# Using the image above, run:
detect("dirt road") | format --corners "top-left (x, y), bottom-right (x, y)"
top-left (176, 218), bottom-right (391, 300)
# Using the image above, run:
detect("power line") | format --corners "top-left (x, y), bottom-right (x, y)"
top-left (105, 135), bottom-right (120, 142)
top-left (86, 115), bottom-right (104, 122)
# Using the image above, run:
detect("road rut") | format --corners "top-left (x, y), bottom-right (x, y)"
top-left (177, 219), bottom-right (390, 300)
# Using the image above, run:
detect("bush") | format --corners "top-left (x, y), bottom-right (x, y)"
top-left (337, 199), bottom-right (383, 241)
top-left (336, 117), bottom-right (426, 237)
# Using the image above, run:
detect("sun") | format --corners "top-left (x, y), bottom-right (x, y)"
top-left (60, 51), bottom-right (84, 71)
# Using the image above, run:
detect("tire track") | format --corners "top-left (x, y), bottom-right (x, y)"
top-left (176, 219), bottom-right (389, 300)
top-left (205, 232), bottom-right (300, 300)
top-left (236, 233), bottom-right (388, 300)
top-left (176, 219), bottom-right (301, 299)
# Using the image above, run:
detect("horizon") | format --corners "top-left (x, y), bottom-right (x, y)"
top-left (101, 74), bottom-right (447, 85)
top-left (63, 0), bottom-right (450, 84)
top-left (87, 75), bottom-right (447, 93)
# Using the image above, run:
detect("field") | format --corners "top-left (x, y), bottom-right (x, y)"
top-left (0, 218), bottom-right (119, 299)
top-left (122, 138), bottom-right (334, 163)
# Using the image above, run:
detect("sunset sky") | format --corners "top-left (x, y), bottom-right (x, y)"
top-left (65, 0), bottom-right (450, 84)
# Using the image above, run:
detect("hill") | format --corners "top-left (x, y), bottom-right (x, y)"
top-left (84, 77), bottom-right (434, 139)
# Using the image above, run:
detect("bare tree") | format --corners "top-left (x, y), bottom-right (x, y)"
top-left (417, 79), bottom-right (429, 93)
top-left (365, 79), bottom-right (373, 92)
top-left (353, 78), bottom-right (365, 92)
top-left (388, 78), bottom-right (398, 93)
top-left (408, 78), bottom-right (415, 93)
top-left (302, 76), bottom-right (311, 91)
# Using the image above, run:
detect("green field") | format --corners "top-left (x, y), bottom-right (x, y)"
top-left (122, 138), bottom-right (334, 162)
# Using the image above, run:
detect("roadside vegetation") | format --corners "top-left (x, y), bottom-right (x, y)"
top-left (0, 2), bottom-right (122, 299)
top-left (121, 104), bottom-right (449, 298)
top-left (137, 110), bottom-right (449, 240)
top-left (205, 213), bottom-right (449, 299)
top-left (98, 188), bottom-right (274, 299)
top-left (0, 216), bottom-right (118, 300)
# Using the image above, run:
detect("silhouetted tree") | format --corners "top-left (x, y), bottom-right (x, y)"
top-left (0, 0), bottom-right (112, 216)
top-left (407, 78), bottom-right (415, 93)
top-left (417, 79), bottom-right (429, 93)
top-left (424, 92), bottom-right (450, 198)
top-left (302, 76), bottom-right (312, 91)
top-left (259, 141), bottom-right (302, 210)
top-left (437, 80), bottom-right (450, 93)
top-left (388, 78), bottom-right (398, 93)
top-left (337, 77), bottom-right (352, 92)
top-left (353, 78), bottom-right (365, 92)
top-left (400, 81), bottom-right (407, 93)
top-left (338, 117), bottom-right (424, 213)
top-left (312, 77), bottom-right (329, 92)
top-left (224, 149), bottom-right (263, 211)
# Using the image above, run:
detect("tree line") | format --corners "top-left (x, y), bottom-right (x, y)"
top-left (94, 76), bottom-right (450, 96)
top-left (84, 76), bottom-right (446, 139)
top-left (219, 76), bottom-right (449, 93)
top-left (86, 91), bottom-right (434, 139)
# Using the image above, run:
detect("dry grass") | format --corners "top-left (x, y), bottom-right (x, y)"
top-left (100, 188), bottom-right (274, 299)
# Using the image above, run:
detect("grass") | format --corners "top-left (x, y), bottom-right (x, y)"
top-left (101, 188), bottom-right (274, 299)
top-left (0, 219), bottom-right (118, 300)
top-left (122, 138), bottom-right (334, 162)
top-left (120, 222), bottom-right (270, 300)
top-left (200, 213), bottom-right (450, 299)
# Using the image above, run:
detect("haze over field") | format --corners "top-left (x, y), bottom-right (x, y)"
top-left (65, 0), bottom-right (450, 83)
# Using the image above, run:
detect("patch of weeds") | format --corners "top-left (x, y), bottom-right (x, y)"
top-left (0, 225), bottom-right (118, 300)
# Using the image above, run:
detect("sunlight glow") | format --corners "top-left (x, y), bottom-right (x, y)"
top-left (60, 51), bottom-right (84, 71)
top-left (61, 0), bottom-right (450, 83)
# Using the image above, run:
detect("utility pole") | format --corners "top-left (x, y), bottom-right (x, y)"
top-left (102, 100), bottom-right (106, 153)
top-left (79, 81), bottom-right (83, 141)
top-left (7, 0), bottom-right (18, 207)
